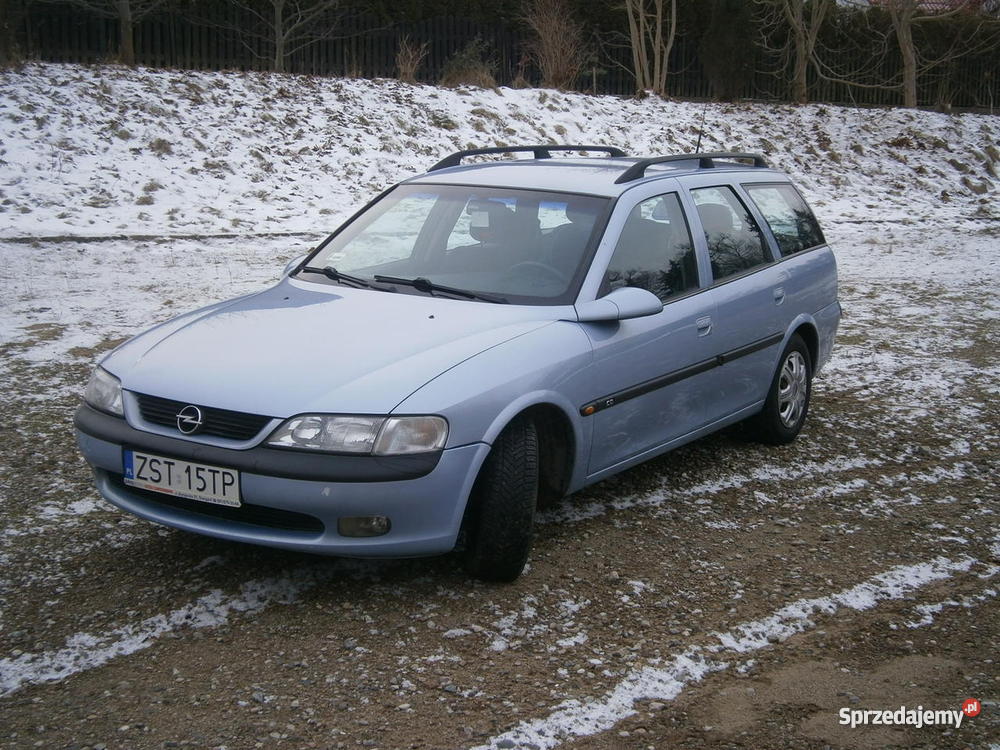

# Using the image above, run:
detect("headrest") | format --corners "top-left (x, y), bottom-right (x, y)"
top-left (650, 197), bottom-right (670, 221)
top-left (565, 197), bottom-right (596, 225)
top-left (468, 199), bottom-right (514, 242)
top-left (697, 203), bottom-right (734, 235)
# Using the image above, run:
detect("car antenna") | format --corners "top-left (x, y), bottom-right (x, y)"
top-left (695, 99), bottom-right (709, 153)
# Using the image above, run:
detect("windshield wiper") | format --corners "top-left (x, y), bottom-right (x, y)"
top-left (373, 275), bottom-right (507, 304)
top-left (301, 266), bottom-right (385, 290)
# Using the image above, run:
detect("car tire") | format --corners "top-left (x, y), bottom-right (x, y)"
top-left (464, 415), bottom-right (539, 582)
top-left (746, 334), bottom-right (812, 445)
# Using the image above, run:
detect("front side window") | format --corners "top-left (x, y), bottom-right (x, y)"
top-left (304, 185), bottom-right (609, 305)
top-left (604, 193), bottom-right (699, 302)
top-left (691, 185), bottom-right (771, 282)
top-left (745, 183), bottom-right (826, 256)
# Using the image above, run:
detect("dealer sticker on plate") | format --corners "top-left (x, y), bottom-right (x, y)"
top-left (124, 450), bottom-right (241, 507)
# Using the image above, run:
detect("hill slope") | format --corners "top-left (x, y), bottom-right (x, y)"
top-left (1, 63), bottom-right (998, 240)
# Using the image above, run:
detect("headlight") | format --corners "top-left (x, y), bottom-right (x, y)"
top-left (84, 366), bottom-right (123, 416)
top-left (266, 414), bottom-right (447, 455)
top-left (373, 416), bottom-right (448, 455)
top-left (267, 415), bottom-right (383, 453)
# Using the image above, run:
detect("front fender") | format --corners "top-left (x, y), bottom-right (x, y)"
top-left (394, 320), bottom-right (595, 491)
top-left (476, 388), bottom-right (584, 447)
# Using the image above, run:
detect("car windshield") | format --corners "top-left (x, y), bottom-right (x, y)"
top-left (303, 184), bottom-right (610, 305)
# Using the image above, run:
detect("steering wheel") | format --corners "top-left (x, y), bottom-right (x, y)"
top-left (502, 261), bottom-right (568, 287)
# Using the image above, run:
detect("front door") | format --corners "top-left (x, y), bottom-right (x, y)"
top-left (581, 192), bottom-right (720, 476)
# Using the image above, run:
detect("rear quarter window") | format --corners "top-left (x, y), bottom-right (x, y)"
top-left (745, 183), bottom-right (826, 257)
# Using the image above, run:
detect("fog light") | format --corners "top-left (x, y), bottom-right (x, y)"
top-left (338, 516), bottom-right (391, 537)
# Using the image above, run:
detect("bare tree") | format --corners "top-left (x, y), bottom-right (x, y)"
top-left (522, 0), bottom-right (588, 90)
top-left (754, 0), bottom-right (834, 103)
top-left (924, 3), bottom-right (1000, 108)
top-left (225, 0), bottom-right (345, 73)
top-left (881, 0), bottom-right (985, 107)
top-left (622, 0), bottom-right (677, 96)
top-left (57, 0), bottom-right (166, 64)
top-left (817, 1), bottom-right (1000, 107)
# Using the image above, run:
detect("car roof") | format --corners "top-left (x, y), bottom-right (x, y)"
top-left (406, 154), bottom-right (785, 198)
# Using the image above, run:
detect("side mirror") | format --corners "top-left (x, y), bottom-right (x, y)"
top-left (282, 254), bottom-right (307, 278)
top-left (573, 287), bottom-right (663, 323)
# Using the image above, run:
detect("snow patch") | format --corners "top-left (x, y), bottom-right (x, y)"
top-left (475, 555), bottom-right (979, 749)
top-left (0, 564), bottom-right (342, 695)
top-left (555, 632), bottom-right (588, 649)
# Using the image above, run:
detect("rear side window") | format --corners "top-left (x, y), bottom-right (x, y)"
top-left (604, 193), bottom-right (699, 302)
top-left (691, 186), bottom-right (771, 282)
top-left (745, 183), bottom-right (826, 256)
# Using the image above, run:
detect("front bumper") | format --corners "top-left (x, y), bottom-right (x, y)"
top-left (75, 404), bottom-right (490, 557)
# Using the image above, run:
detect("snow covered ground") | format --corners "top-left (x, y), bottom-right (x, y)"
top-left (1, 62), bottom-right (997, 383)
top-left (1, 62), bottom-right (997, 242)
top-left (1, 63), bottom-right (998, 749)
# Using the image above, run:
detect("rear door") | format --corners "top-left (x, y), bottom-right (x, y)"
top-left (684, 182), bottom-right (786, 416)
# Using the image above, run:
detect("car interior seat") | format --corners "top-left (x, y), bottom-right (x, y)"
top-left (696, 203), bottom-right (735, 240)
top-left (468, 199), bottom-right (516, 245)
top-left (439, 199), bottom-right (516, 272)
top-left (548, 198), bottom-right (598, 276)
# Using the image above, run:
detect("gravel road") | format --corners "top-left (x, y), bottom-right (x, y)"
top-left (1, 220), bottom-right (997, 750)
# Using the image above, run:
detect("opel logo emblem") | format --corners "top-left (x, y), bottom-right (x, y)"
top-left (176, 405), bottom-right (204, 435)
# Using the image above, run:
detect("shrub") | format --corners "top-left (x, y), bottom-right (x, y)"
top-left (396, 36), bottom-right (429, 84)
top-left (439, 39), bottom-right (496, 89)
top-left (523, 0), bottom-right (588, 90)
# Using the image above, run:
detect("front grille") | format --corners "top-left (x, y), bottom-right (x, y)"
top-left (135, 393), bottom-right (273, 441)
top-left (112, 475), bottom-right (325, 534)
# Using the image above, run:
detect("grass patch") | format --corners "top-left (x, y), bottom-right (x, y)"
top-left (148, 138), bottom-right (173, 156)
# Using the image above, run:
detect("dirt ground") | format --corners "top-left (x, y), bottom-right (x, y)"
top-left (0, 222), bottom-right (997, 750)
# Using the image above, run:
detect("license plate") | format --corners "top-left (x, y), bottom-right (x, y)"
top-left (123, 450), bottom-right (241, 507)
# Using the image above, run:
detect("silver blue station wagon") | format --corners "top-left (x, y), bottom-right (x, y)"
top-left (76, 146), bottom-right (840, 581)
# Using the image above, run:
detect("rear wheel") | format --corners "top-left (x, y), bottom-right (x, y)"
top-left (746, 334), bottom-right (812, 445)
top-left (464, 415), bottom-right (538, 582)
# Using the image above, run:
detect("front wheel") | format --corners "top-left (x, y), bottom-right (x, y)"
top-left (746, 335), bottom-right (812, 445)
top-left (463, 415), bottom-right (538, 582)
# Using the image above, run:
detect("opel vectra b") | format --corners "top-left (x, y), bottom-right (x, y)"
top-left (76, 146), bottom-right (840, 581)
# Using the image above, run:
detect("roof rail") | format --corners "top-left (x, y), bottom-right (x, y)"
top-left (614, 152), bottom-right (769, 184)
top-left (429, 145), bottom-right (628, 172)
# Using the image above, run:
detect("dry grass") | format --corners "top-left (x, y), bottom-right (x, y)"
top-left (148, 137), bottom-right (173, 156)
top-left (396, 36), bottom-right (429, 84)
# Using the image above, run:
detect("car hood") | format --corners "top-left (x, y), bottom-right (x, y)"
top-left (104, 280), bottom-right (562, 417)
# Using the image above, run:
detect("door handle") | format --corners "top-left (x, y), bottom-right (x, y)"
top-left (773, 287), bottom-right (785, 304)
top-left (696, 316), bottom-right (712, 336)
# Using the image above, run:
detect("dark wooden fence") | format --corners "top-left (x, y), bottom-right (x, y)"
top-left (12, 2), bottom-right (1000, 111)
